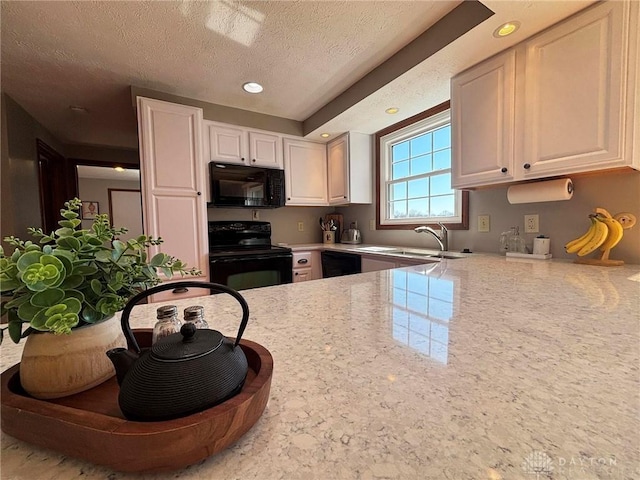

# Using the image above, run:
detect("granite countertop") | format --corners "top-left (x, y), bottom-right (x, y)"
top-left (1, 255), bottom-right (639, 479)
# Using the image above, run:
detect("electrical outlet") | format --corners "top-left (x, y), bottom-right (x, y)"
top-left (524, 214), bottom-right (539, 233)
top-left (369, 219), bottom-right (375, 230)
top-left (297, 221), bottom-right (304, 232)
top-left (478, 215), bottom-right (490, 232)
top-left (252, 210), bottom-right (259, 220)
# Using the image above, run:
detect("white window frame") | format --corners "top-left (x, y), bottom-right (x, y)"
top-left (379, 109), bottom-right (462, 227)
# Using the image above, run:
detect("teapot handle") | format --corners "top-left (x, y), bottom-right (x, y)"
top-left (119, 281), bottom-right (250, 354)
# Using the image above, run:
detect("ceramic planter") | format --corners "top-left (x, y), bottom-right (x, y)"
top-left (19, 315), bottom-right (126, 399)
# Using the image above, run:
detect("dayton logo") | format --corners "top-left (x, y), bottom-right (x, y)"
top-left (522, 451), bottom-right (554, 479)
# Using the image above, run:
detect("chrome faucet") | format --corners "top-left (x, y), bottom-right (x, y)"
top-left (414, 223), bottom-right (448, 251)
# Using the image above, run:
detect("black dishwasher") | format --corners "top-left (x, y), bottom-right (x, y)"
top-left (321, 251), bottom-right (362, 278)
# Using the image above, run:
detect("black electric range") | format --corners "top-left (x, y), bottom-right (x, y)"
top-left (208, 221), bottom-right (292, 290)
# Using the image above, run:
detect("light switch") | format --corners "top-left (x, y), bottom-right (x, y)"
top-left (478, 215), bottom-right (490, 232)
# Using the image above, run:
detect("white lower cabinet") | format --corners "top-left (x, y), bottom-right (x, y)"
top-left (283, 138), bottom-right (328, 205)
top-left (292, 251), bottom-right (321, 282)
top-left (361, 257), bottom-right (398, 273)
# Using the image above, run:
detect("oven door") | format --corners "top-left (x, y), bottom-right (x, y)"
top-left (210, 253), bottom-right (293, 291)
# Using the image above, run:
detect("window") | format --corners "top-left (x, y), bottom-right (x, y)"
top-left (375, 101), bottom-right (468, 230)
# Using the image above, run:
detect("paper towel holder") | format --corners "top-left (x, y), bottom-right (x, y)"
top-left (507, 177), bottom-right (574, 204)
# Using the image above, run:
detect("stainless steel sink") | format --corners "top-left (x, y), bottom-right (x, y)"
top-left (355, 246), bottom-right (466, 260)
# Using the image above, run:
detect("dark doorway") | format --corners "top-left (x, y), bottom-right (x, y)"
top-left (36, 140), bottom-right (76, 233)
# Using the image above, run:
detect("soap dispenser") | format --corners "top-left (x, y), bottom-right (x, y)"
top-left (508, 226), bottom-right (527, 253)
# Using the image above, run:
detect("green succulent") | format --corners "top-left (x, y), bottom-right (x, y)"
top-left (0, 198), bottom-right (200, 343)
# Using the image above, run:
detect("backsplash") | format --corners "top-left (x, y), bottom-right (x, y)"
top-left (339, 170), bottom-right (640, 265)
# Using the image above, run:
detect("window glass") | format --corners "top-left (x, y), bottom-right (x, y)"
top-left (378, 103), bottom-right (466, 228)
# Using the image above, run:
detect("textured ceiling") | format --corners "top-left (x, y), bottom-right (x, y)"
top-left (1, 1), bottom-right (595, 149)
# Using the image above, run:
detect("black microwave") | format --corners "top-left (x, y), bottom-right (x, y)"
top-left (209, 162), bottom-right (286, 208)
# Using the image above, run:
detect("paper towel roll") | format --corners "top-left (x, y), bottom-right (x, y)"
top-left (507, 178), bottom-right (573, 204)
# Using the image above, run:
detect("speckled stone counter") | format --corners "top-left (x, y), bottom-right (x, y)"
top-left (2, 255), bottom-right (639, 479)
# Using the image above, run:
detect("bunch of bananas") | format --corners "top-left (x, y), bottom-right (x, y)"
top-left (564, 207), bottom-right (627, 257)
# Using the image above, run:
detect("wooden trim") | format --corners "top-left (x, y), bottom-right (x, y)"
top-left (36, 139), bottom-right (75, 233)
top-left (376, 100), bottom-right (451, 138)
top-left (374, 101), bottom-right (469, 230)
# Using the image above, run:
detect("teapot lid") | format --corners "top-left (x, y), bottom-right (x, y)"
top-left (151, 323), bottom-right (223, 360)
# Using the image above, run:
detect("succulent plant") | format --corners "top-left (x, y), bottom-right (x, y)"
top-left (0, 198), bottom-right (200, 343)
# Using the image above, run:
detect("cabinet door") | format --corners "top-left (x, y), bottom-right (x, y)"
top-left (361, 256), bottom-right (397, 273)
top-left (451, 50), bottom-right (516, 188)
top-left (137, 97), bottom-right (209, 282)
top-left (520, 1), bottom-right (629, 177)
top-left (206, 123), bottom-right (246, 164)
top-left (283, 138), bottom-right (328, 205)
top-left (327, 135), bottom-right (349, 204)
top-left (249, 131), bottom-right (283, 168)
top-left (293, 267), bottom-right (313, 283)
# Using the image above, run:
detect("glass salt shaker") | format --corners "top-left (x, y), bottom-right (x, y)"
top-left (152, 305), bottom-right (183, 344)
top-left (183, 305), bottom-right (209, 329)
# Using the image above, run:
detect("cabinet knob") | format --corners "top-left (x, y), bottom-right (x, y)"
top-left (287, 197), bottom-right (291, 200)
top-left (252, 159), bottom-right (256, 163)
top-left (523, 163), bottom-right (531, 170)
top-left (297, 258), bottom-right (308, 264)
top-left (500, 167), bottom-right (508, 173)
top-left (241, 157), bottom-right (245, 161)
top-left (343, 196), bottom-right (347, 199)
top-left (197, 191), bottom-right (201, 195)
top-left (172, 287), bottom-right (188, 294)
top-left (294, 272), bottom-right (299, 276)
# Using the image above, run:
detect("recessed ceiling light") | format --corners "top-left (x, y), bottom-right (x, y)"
top-left (320, 133), bottom-right (330, 138)
top-left (114, 166), bottom-right (125, 172)
top-left (242, 82), bottom-right (263, 94)
top-left (493, 21), bottom-right (521, 38)
top-left (69, 105), bottom-right (88, 113)
top-left (385, 107), bottom-right (399, 114)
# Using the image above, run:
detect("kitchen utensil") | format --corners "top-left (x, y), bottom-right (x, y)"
top-left (319, 217), bottom-right (325, 230)
top-left (324, 213), bottom-right (344, 242)
top-left (107, 281), bottom-right (249, 421)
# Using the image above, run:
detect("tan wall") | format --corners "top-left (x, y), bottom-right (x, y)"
top-left (207, 205), bottom-right (336, 245)
top-left (339, 170), bottom-right (640, 265)
top-left (0, 93), bottom-right (64, 246)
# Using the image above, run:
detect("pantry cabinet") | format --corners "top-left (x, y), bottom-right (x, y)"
top-left (283, 138), bottom-right (328, 205)
top-left (451, 0), bottom-right (639, 189)
top-left (327, 132), bottom-right (373, 205)
top-left (203, 120), bottom-right (283, 169)
top-left (136, 97), bottom-right (209, 294)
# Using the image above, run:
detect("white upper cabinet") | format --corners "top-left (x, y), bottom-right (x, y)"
top-left (136, 97), bottom-right (209, 286)
top-left (327, 132), bottom-right (373, 205)
top-left (519, 1), bottom-right (633, 177)
top-left (203, 120), bottom-right (283, 169)
top-left (248, 131), bottom-right (282, 168)
top-left (452, 0), bottom-right (639, 189)
top-left (283, 138), bottom-right (328, 205)
top-left (451, 50), bottom-right (517, 188)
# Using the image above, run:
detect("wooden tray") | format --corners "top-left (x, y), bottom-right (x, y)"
top-left (1, 329), bottom-right (273, 473)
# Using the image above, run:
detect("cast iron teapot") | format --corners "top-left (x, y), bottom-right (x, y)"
top-left (106, 281), bottom-right (249, 422)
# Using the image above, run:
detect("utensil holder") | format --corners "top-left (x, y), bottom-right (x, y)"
top-left (323, 231), bottom-right (335, 244)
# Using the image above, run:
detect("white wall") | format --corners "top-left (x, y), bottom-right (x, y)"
top-left (77, 177), bottom-right (142, 240)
